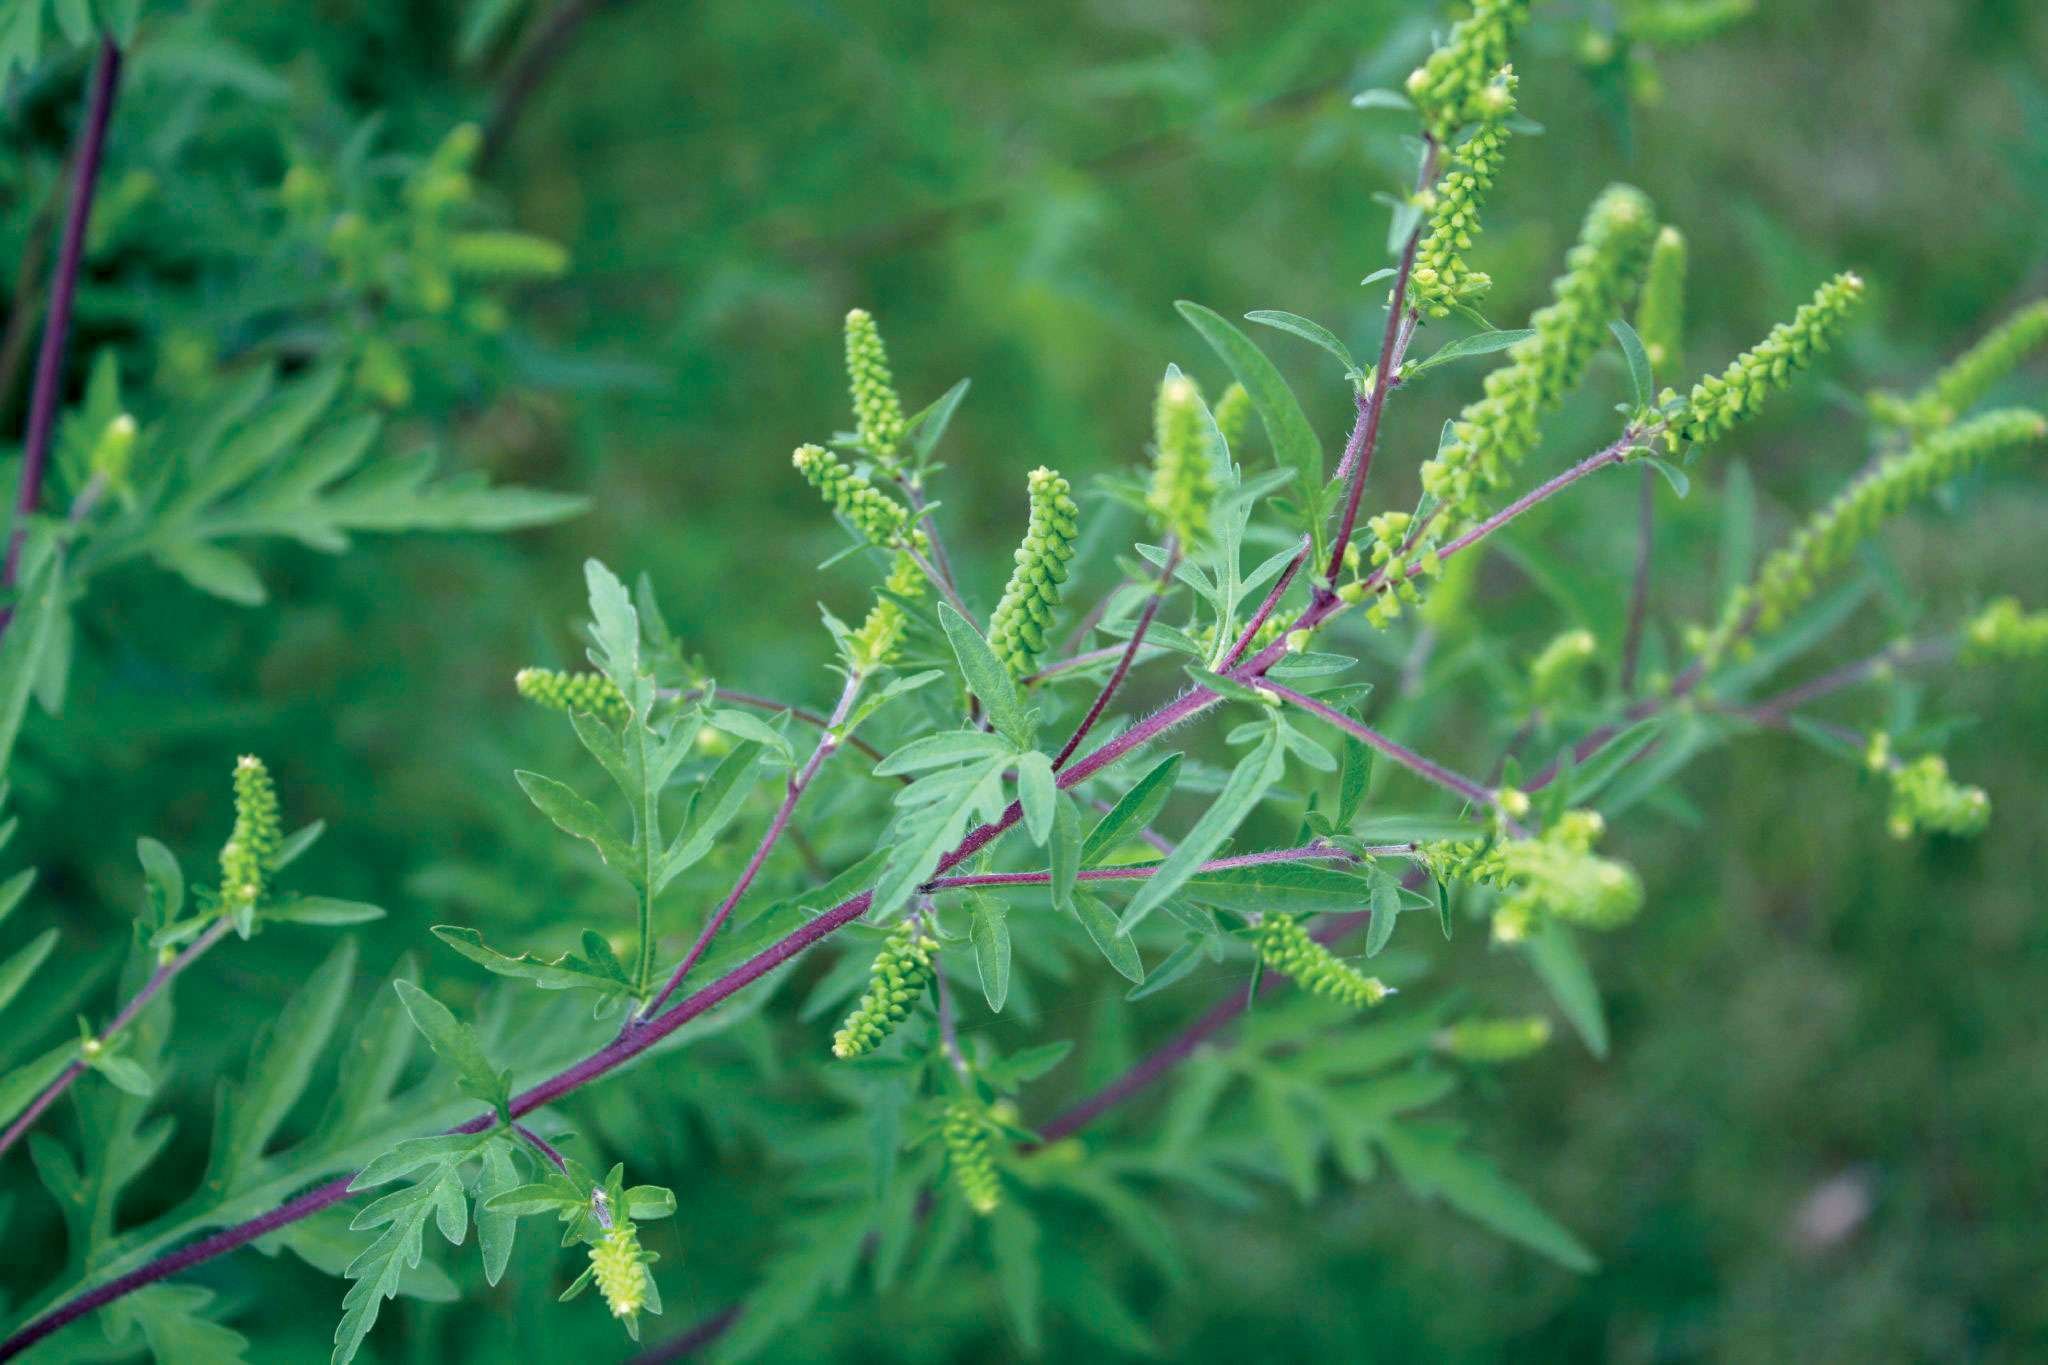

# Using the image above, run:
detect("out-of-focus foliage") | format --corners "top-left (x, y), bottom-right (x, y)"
top-left (1, 0), bottom-right (2045, 1361)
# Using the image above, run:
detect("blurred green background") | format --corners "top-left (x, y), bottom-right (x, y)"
top-left (6, 0), bottom-right (2047, 1359)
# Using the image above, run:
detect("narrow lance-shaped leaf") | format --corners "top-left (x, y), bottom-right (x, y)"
top-left (1119, 727), bottom-right (1285, 932)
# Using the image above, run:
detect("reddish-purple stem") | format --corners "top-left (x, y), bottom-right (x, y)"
top-left (0, 915), bottom-right (230, 1161)
top-left (1218, 537), bottom-right (1309, 671)
top-left (1051, 542), bottom-right (1178, 769)
top-left (2, 40), bottom-right (121, 612)
top-left (922, 842), bottom-right (1416, 893)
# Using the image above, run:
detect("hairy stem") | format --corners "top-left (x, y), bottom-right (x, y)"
top-left (0, 915), bottom-right (231, 1162)
top-left (635, 674), bottom-right (863, 1024)
top-left (922, 842), bottom-right (1416, 892)
top-left (2, 39), bottom-right (121, 615)
top-left (1051, 541), bottom-right (1178, 769)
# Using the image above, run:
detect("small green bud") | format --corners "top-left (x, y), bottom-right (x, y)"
top-left (588, 1217), bottom-right (653, 1331)
top-left (1211, 381), bottom-right (1252, 456)
top-left (1428, 808), bottom-right (1641, 939)
top-left (848, 551), bottom-right (927, 671)
top-left (87, 413), bottom-right (138, 489)
top-left (1256, 913), bottom-right (1390, 1009)
top-left (988, 467), bottom-right (1081, 677)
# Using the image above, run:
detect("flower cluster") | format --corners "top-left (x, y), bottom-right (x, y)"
top-left (1878, 746), bottom-right (1990, 841)
top-left (844, 308), bottom-right (909, 469)
top-left (219, 755), bottom-right (282, 914)
top-left (847, 551), bottom-right (927, 671)
top-left (515, 666), bottom-right (632, 727)
top-left (1148, 373), bottom-right (1218, 545)
top-left (1701, 408), bottom-right (2047, 660)
top-left (1419, 184), bottom-right (1657, 526)
top-left (1961, 597), bottom-right (2048, 665)
top-left (1353, 510), bottom-right (1443, 628)
top-left (1665, 271), bottom-right (1864, 449)
top-left (1211, 380), bottom-right (1252, 456)
top-left (1404, 0), bottom-right (1532, 136)
top-left (1870, 300), bottom-right (2048, 436)
top-left (1437, 1014), bottom-right (1553, 1062)
top-left (792, 443), bottom-right (925, 552)
top-left (987, 466), bottom-right (1081, 677)
top-left (1634, 225), bottom-right (1688, 374)
top-left (1527, 628), bottom-right (1597, 704)
top-left (1256, 913), bottom-right (1391, 1008)
top-left (1409, 69), bottom-right (1517, 320)
top-left (942, 1099), bottom-right (1003, 1215)
top-left (831, 920), bottom-right (938, 1058)
top-left (588, 1217), bottom-right (654, 1330)
top-left (1428, 810), bottom-right (1643, 942)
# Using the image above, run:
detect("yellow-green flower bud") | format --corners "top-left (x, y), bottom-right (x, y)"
top-left (1704, 408), bottom-right (2046, 660)
top-left (988, 467), bottom-right (1081, 677)
top-left (1256, 913), bottom-right (1390, 1009)
top-left (588, 1217), bottom-right (652, 1330)
top-left (831, 921), bottom-right (938, 1058)
top-left (1438, 1014), bottom-right (1552, 1062)
top-left (1961, 597), bottom-right (2048, 665)
top-left (943, 1099), bottom-right (1003, 1215)
top-left (1409, 68), bottom-right (1516, 319)
top-left (1405, 0), bottom-right (1533, 137)
top-left (88, 413), bottom-right (138, 489)
top-left (1211, 381), bottom-right (1252, 457)
top-left (219, 755), bottom-right (282, 913)
top-left (844, 308), bottom-right (908, 467)
top-left (1885, 753), bottom-right (1990, 840)
top-left (1870, 299), bottom-right (2048, 436)
top-left (1419, 185), bottom-right (1658, 527)
top-left (1669, 272), bottom-right (1864, 449)
top-left (515, 667), bottom-right (632, 726)
top-left (1634, 226), bottom-right (1687, 375)
top-left (792, 444), bottom-right (924, 552)
top-left (1148, 373), bottom-right (1217, 545)
top-left (1527, 628), bottom-right (1597, 704)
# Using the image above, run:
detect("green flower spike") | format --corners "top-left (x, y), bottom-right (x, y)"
top-left (515, 667), bottom-right (632, 727)
top-left (942, 1099), bottom-right (1003, 1215)
top-left (1409, 68), bottom-right (1517, 320)
top-left (1961, 597), bottom-right (2048, 665)
top-left (1882, 750), bottom-right (1990, 840)
top-left (1634, 225), bottom-right (1687, 374)
top-left (848, 551), bottom-right (927, 671)
top-left (1438, 1014), bottom-right (1553, 1062)
top-left (792, 443), bottom-right (926, 552)
top-left (219, 755), bottom-right (282, 916)
top-left (987, 466), bottom-right (1081, 677)
top-left (1703, 408), bottom-right (2047, 659)
top-left (1427, 809), bottom-right (1642, 943)
top-left (1148, 372), bottom-right (1217, 545)
top-left (831, 920), bottom-right (938, 1058)
top-left (1419, 184), bottom-right (1658, 528)
top-left (1666, 271), bottom-right (1864, 450)
top-left (1211, 380), bottom-right (1252, 457)
top-left (844, 308), bottom-right (909, 470)
top-left (1405, 0), bottom-right (1533, 137)
top-left (1528, 628), bottom-right (1597, 704)
top-left (1870, 299), bottom-right (2048, 435)
top-left (588, 1216), bottom-right (654, 1333)
top-left (1256, 913), bottom-right (1390, 1008)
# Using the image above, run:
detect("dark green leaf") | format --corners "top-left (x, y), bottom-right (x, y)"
top-left (1081, 753), bottom-right (1181, 866)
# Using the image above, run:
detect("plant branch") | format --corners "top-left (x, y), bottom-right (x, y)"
top-left (921, 842), bottom-right (1416, 893)
top-left (1051, 540), bottom-right (1177, 769)
top-left (2, 39), bottom-right (121, 612)
top-left (634, 674), bottom-right (863, 1025)
top-left (0, 915), bottom-right (230, 1162)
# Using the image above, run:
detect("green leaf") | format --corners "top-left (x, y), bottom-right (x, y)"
top-left (704, 708), bottom-right (795, 764)
top-left (90, 1052), bottom-right (154, 1096)
top-left (876, 729), bottom-right (1013, 776)
top-left (1071, 893), bottom-right (1143, 983)
top-left (1409, 328), bottom-right (1537, 375)
top-left (581, 558), bottom-right (643, 698)
top-left (1380, 1121), bottom-right (1597, 1271)
top-left (1609, 319), bottom-right (1654, 407)
top-left (1523, 923), bottom-right (1608, 1058)
top-left (1119, 728), bottom-right (1285, 931)
top-left (982, 1041), bottom-right (1073, 1090)
top-left (1643, 455), bottom-right (1690, 499)
top-left (1350, 88), bottom-right (1414, 112)
top-left (429, 925), bottom-right (631, 997)
top-left (212, 938), bottom-right (356, 1185)
top-left (153, 541), bottom-right (267, 605)
top-left (515, 770), bottom-right (634, 880)
top-left (970, 896), bottom-right (1012, 1013)
top-left (1016, 752), bottom-right (1056, 845)
top-left (1126, 935), bottom-right (1208, 1001)
top-left (136, 838), bottom-right (183, 928)
top-left (662, 739), bottom-right (768, 889)
top-left (989, 1204), bottom-right (1044, 1352)
top-left (392, 980), bottom-right (510, 1114)
top-left (127, 1285), bottom-right (251, 1365)
top-left (938, 603), bottom-right (1034, 747)
top-left (1718, 461), bottom-right (1756, 605)
top-left (1179, 861), bottom-right (1372, 917)
top-left (905, 378), bottom-right (972, 460)
top-left (1244, 309), bottom-right (1358, 374)
top-left (1081, 753), bottom-right (1181, 866)
top-left (0, 540), bottom-right (65, 774)
top-left (0, 1041), bottom-right (79, 1130)
top-left (326, 960), bottom-right (417, 1135)
top-left (1566, 716), bottom-right (1668, 805)
top-left (1176, 301), bottom-right (1324, 504)
top-left (264, 896), bottom-right (385, 927)
top-left (1048, 794), bottom-right (1081, 910)
top-left (1255, 1075), bottom-right (1319, 1202)
top-left (1337, 716), bottom-right (1375, 826)
top-left (0, 924), bottom-right (56, 1014)
top-left (334, 1137), bottom-right (485, 1364)
top-left (1364, 869), bottom-right (1403, 957)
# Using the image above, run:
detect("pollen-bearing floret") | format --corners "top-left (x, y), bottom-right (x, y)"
top-left (589, 1217), bottom-right (654, 1331)
top-left (987, 466), bottom-right (1081, 678)
top-left (219, 755), bottom-right (282, 913)
top-left (1256, 913), bottom-right (1391, 1008)
top-left (831, 920), bottom-right (938, 1058)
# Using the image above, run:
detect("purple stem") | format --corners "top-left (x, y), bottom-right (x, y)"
top-left (1218, 537), bottom-right (1309, 671)
top-left (513, 1123), bottom-right (570, 1173)
top-left (0, 915), bottom-right (231, 1161)
top-left (2, 40), bottom-right (121, 612)
top-left (922, 842), bottom-right (1415, 893)
top-left (635, 675), bottom-right (862, 1024)
top-left (1741, 638), bottom-right (1955, 722)
top-left (1051, 541), bottom-right (1178, 769)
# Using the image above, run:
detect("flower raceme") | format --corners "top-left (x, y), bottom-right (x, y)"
top-left (219, 755), bottom-right (282, 915)
top-left (1256, 913), bottom-right (1391, 1008)
top-left (792, 443), bottom-right (926, 554)
top-left (943, 1099), bottom-right (1004, 1215)
top-left (1405, 0), bottom-right (1532, 136)
top-left (1665, 271), bottom-right (1865, 448)
top-left (1961, 597), bottom-right (2048, 665)
top-left (831, 920), bottom-right (939, 1058)
top-left (844, 307), bottom-right (909, 469)
top-left (1634, 225), bottom-right (1688, 373)
top-left (1869, 299), bottom-right (2048, 435)
top-left (987, 466), bottom-right (1081, 678)
top-left (515, 666), bottom-right (631, 727)
top-left (589, 1217), bottom-right (654, 1331)
top-left (1872, 740), bottom-right (1991, 841)
top-left (1148, 372), bottom-right (1217, 545)
top-left (1409, 69), bottom-right (1517, 320)
top-left (1428, 810), bottom-right (1643, 943)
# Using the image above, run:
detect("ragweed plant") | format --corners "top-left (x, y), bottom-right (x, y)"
top-left (1, 7), bottom-right (2044, 1365)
